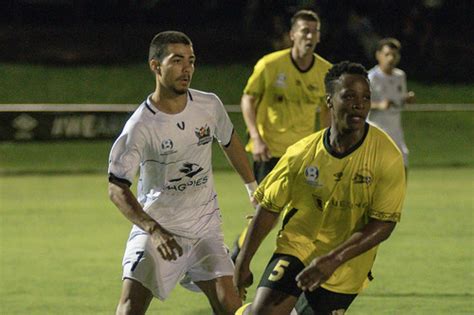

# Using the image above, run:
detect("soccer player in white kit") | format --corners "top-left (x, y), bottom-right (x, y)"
top-left (366, 38), bottom-right (415, 172)
top-left (108, 31), bottom-right (257, 315)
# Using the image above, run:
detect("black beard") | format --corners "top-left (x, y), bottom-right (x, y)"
top-left (172, 87), bottom-right (188, 95)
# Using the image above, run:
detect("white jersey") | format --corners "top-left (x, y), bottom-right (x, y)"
top-left (367, 66), bottom-right (409, 164)
top-left (108, 89), bottom-right (234, 238)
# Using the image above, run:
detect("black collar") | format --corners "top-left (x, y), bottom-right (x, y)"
top-left (323, 123), bottom-right (370, 159)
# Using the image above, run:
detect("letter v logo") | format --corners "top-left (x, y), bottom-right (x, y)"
top-left (177, 122), bottom-right (185, 130)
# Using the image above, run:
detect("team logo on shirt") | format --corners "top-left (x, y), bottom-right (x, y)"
top-left (160, 139), bottom-right (177, 155)
top-left (353, 168), bottom-right (373, 185)
top-left (333, 172), bottom-right (343, 182)
top-left (166, 162), bottom-right (208, 192)
top-left (195, 124), bottom-right (212, 145)
top-left (274, 73), bottom-right (287, 88)
top-left (305, 166), bottom-right (322, 187)
top-left (177, 121), bottom-right (185, 130)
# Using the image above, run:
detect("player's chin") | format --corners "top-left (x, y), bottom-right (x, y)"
top-left (346, 117), bottom-right (366, 130)
top-left (303, 44), bottom-right (315, 53)
top-left (173, 86), bottom-right (189, 95)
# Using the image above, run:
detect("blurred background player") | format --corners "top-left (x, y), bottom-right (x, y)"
top-left (234, 61), bottom-right (406, 314)
top-left (367, 37), bottom-right (415, 174)
top-left (108, 31), bottom-right (255, 315)
top-left (232, 9), bottom-right (332, 261)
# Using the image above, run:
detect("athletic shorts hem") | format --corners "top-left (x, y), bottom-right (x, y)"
top-left (192, 271), bottom-right (234, 283)
top-left (122, 276), bottom-right (165, 301)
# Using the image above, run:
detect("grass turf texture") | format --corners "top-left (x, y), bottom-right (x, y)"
top-left (1, 62), bottom-right (473, 313)
top-left (1, 63), bottom-right (473, 104)
top-left (1, 168), bottom-right (473, 314)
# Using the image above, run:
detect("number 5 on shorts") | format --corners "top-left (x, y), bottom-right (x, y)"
top-left (268, 259), bottom-right (290, 281)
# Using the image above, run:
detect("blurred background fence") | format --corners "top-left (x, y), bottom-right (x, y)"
top-left (0, 104), bottom-right (472, 175)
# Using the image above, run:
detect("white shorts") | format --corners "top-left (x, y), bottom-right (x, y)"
top-left (121, 228), bottom-right (234, 300)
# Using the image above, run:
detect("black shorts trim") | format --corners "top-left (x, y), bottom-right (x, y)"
top-left (296, 287), bottom-right (358, 314)
top-left (258, 253), bottom-right (358, 314)
top-left (258, 253), bottom-right (305, 297)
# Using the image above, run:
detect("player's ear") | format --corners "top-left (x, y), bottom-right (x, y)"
top-left (289, 27), bottom-right (295, 42)
top-left (326, 94), bottom-right (333, 108)
top-left (149, 59), bottom-right (161, 74)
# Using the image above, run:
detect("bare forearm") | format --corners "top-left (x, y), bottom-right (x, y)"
top-left (328, 219), bottom-right (396, 265)
top-left (241, 94), bottom-right (261, 140)
top-left (223, 132), bottom-right (255, 183)
top-left (238, 206), bottom-right (280, 265)
top-left (108, 182), bottom-right (159, 234)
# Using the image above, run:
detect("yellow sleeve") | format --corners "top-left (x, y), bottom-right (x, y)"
top-left (253, 154), bottom-right (292, 213)
top-left (369, 155), bottom-right (406, 222)
top-left (243, 58), bottom-right (266, 97)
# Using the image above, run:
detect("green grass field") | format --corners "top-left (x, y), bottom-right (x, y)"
top-left (1, 168), bottom-right (473, 314)
top-left (1, 62), bottom-right (473, 314)
top-left (1, 63), bottom-right (473, 104)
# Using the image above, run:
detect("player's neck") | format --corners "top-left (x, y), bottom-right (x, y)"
top-left (150, 89), bottom-right (187, 114)
top-left (379, 65), bottom-right (394, 75)
top-left (328, 125), bottom-right (365, 154)
top-left (291, 48), bottom-right (314, 70)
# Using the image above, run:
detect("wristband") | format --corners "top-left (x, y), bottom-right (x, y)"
top-left (244, 181), bottom-right (258, 197)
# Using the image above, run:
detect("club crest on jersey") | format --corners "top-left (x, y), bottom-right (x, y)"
top-left (274, 73), bottom-right (287, 88)
top-left (195, 124), bottom-right (212, 145)
top-left (305, 166), bottom-right (322, 187)
top-left (160, 139), bottom-right (177, 155)
top-left (353, 168), bottom-right (373, 185)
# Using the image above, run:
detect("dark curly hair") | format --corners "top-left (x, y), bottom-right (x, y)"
top-left (324, 61), bottom-right (368, 95)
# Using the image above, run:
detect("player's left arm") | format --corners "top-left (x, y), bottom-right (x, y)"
top-left (296, 218), bottom-right (396, 291)
top-left (222, 131), bottom-right (257, 203)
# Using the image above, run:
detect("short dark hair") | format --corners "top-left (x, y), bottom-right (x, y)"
top-left (324, 61), bottom-right (368, 95)
top-left (148, 31), bottom-right (192, 62)
top-left (376, 37), bottom-right (401, 52)
top-left (291, 10), bottom-right (320, 28)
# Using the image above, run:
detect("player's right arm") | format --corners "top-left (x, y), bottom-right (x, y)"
top-left (108, 180), bottom-right (183, 261)
top-left (234, 204), bottom-right (280, 298)
top-left (108, 120), bottom-right (182, 261)
top-left (241, 93), bottom-right (272, 162)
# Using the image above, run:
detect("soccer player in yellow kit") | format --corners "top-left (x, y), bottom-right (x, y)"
top-left (232, 9), bottom-right (332, 263)
top-left (242, 9), bottom-right (332, 182)
top-left (234, 61), bottom-right (406, 314)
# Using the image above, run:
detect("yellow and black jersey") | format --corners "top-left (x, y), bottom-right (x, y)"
top-left (244, 48), bottom-right (332, 157)
top-left (253, 123), bottom-right (406, 293)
